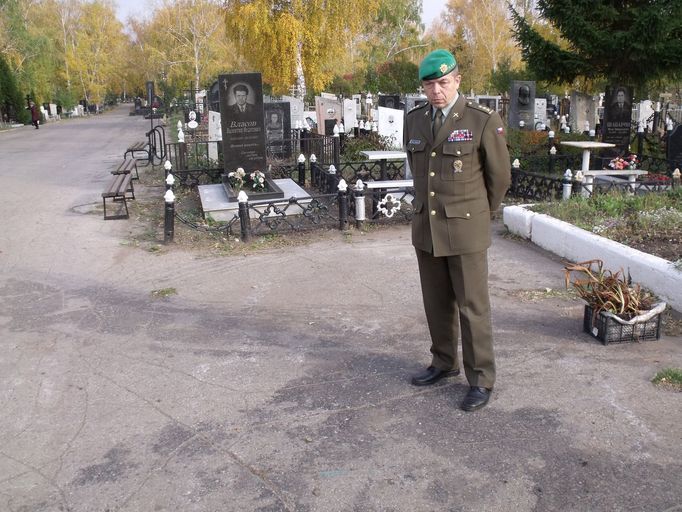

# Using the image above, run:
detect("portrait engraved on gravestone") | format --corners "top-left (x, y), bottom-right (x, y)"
top-left (218, 73), bottom-right (266, 173)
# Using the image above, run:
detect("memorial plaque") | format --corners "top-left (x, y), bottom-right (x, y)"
top-left (218, 73), bottom-right (266, 173)
top-left (509, 80), bottom-right (536, 128)
top-left (602, 85), bottom-right (633, 148)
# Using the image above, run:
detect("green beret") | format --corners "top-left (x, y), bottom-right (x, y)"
top-left (419, 49), bottom-right (457, 81)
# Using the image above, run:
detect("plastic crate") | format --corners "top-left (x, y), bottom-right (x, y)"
top-left (583, 305), bottom-right (661, 345)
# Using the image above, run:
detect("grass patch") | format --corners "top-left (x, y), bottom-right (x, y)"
top-left (151, 287), bottom-right (177, 298)
top-left (652, 368), bottom-right (682, 392)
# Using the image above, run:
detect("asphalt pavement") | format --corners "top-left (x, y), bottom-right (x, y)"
top-left (0, 105), bottom-right (680, 512)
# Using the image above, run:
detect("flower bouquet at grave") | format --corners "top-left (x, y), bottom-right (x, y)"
top-left (608, 154), bottom-right (638, 170)
top-left (227, 167), bottom-right (246, 190)
top-left (249, 170), bottom-right (266, 192)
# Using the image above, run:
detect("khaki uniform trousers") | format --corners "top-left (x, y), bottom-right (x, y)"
top-left (415, 247), bottom-right (495, 389)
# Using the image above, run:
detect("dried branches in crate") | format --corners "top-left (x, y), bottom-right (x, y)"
top-left (564, 259), bottom-right (655, 320)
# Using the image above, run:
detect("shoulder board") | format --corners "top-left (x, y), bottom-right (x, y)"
top-left (466, 101), bottom-right (493, 115)
top-left (408, 102), bottom-right (429, 114)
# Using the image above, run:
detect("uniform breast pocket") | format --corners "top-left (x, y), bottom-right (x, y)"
top-left (406, 140), bottom-right (427, 176)
top-left (441, 142), bottom-right (474, 181)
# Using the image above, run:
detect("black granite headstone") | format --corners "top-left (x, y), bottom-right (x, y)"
top-left (379, 94), bottom-right (400, 110)
top-left (218, 73), bottom-right (266, 173)
top-left (509, 80), bottom-right (536, 128)
top-left (602, 85), bottom-right (633, 149)
top-left (667, 125), bottom-right (682, 169)
top-left (264, 102), bottom-right (291, 158)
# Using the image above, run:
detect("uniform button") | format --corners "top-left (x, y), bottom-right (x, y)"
top-left (429, 171), bottom-right (435, 177)
top-left (429, 191), bottom-right (435, 197)
top-left (456, 150), bottom-right (461, 155)
top-left (430, 210), bottom-right (436, 216)
top-left (431, 151), bottom-right (436, 157)
top-left (466, 213), bottom-right (470, 217)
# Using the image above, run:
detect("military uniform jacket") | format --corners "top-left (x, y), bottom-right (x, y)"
top-left (404, 95), bottom-right (511, 257)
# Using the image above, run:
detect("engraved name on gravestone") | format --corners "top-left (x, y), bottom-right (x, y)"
top-left (218, 72), bottom-right (266, 172)
top-left (509, 80), bottom-right (536, 128)
top-left (602, 84), bottom-right (633, 149)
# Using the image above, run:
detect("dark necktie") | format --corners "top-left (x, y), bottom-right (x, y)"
top-left (433, 109), bottom-right (443, 137)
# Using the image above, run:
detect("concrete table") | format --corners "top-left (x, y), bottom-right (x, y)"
top-left (360, 150), bottom-right (407, 180)
top-left (559, 141), bottom-right (615, 173)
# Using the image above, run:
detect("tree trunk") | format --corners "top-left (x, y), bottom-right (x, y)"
top-left (295, 40), bottom-right (306, 100)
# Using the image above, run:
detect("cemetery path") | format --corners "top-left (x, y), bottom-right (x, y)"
top-left (0, 106), bottom-right (681, 512)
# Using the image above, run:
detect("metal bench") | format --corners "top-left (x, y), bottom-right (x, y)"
top-left (102, 173), bottom-right (135, 220)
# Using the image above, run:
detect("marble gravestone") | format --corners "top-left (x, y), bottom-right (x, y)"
top-left (281, 95), bottom-right (304, 128)
top-left (570, 91), bottom-right (598, 133)
top-left (509, 80), bottom-right (536, 128)
top-left (602, 84), bottom-right (633, 149)
top-left (207, 111), bottom-right (222, 163)
top-left (534, 98), bottom-right (547, 128)
top-left (218, 72), bottom-right (266, 172)
top-left (377, 106), bottom-right (404, 148)
top-left (343, 99), bottom-right (357, 133)
top-left (314, 96), bottom-right (342, 135)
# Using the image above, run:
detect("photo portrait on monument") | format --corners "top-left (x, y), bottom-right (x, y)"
top-left (608, 86), bottom-right (632, 123)
top-left (230, 83), bottom-right (255, 118)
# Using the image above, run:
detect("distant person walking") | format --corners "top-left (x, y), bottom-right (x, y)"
top-left (28, 101), bottom-right (40, 129)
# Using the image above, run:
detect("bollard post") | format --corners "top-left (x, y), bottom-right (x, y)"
top-left (164, 189), bottom-right (175, 243)
top-left (562, 169), bottom-right (573, 200)
top-left (338, 179), bottom-right (349, 230)
top-left (237, 191), bottom-right (251, 242)
top-left (548, 145), bottom-right (557, 174)
top-left (672, 168), bottom-right (680, 189)
top-left (354, 179), bottom-right (366, 229)
top-left (164, 159), bottom-right (172, 180)
top-left (327, 165), bottom-right (337, 194)
top-left (297, 153), bottom-right (306, 187)
top-left (310, 154), bottom-right (318, 188)
top-left (333, 130), bottom-right (341, 169)
top-left (637, 123), bottom-right (644, 156)
top-left (573, 170), bottom-right (584, 197)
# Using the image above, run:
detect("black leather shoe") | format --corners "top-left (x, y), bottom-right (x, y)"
top-left (411, 366), bottom-right (460, 386)
top-left (461, 386), bottom-right (491, 411)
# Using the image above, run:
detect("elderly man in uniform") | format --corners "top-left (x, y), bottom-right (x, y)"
top-left (404, 49), bottom-right (511, 411)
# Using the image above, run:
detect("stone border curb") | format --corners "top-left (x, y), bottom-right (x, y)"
top-left (503, 204), bottom-right (682, 311)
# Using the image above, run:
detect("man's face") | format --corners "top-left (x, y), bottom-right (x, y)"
top-left (616, 91), bottom-right (625, 105)
top-left (235, 91), bottom-right (247, 106)
top-left (423, 72), bottom-right (461, 108)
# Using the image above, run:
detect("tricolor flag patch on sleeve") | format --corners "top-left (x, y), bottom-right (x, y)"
top-left (496, 126), bottom-right (504, 135)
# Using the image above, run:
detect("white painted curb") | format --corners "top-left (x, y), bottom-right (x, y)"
top-left (503, 205), bottom-right (682, 311)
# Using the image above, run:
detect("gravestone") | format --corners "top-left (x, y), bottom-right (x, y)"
top-left (509, 80), bottom-right (536, 128)
top-left (476, 95), bottom-right (500, 112)
top-left (570, 91), bottom-right (598, 133)
top-left (667, 125), bottom-right (682, 169)
top-left (602, 84), bottom-right (633, 149)
top-left (343, 99), bottom-right (357, 133)
top-left (534, 98), bottom-right (547, 128)
top-left (264, 101), bottom-right (291, 158)
top-left (378, 94), bottom-right (401, 110)
top-left (208, 80), bottom-right (220, 112)
top-left (404, 95), bottom-right (428, 113)
top-left (281, 95), bottom-right (304, 128)
top-left (637, 100), bottom-right (655, 130)
top-left (315, 96), bottom-right (342, 135)
top-left (218, 72), bottom-right (266, 172)
top-left (377, 106), bottom-right (403, 148)
top-left (207, 111), bottom-right (222, 163)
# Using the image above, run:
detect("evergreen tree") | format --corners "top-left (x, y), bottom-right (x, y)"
top-left (0, 54), bottom-right (29, 124)
top-left (510, 0), bottom-right (682, 92)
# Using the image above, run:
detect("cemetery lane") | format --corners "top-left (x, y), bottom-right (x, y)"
top-left (0, 106), bottom-right (681, 511)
